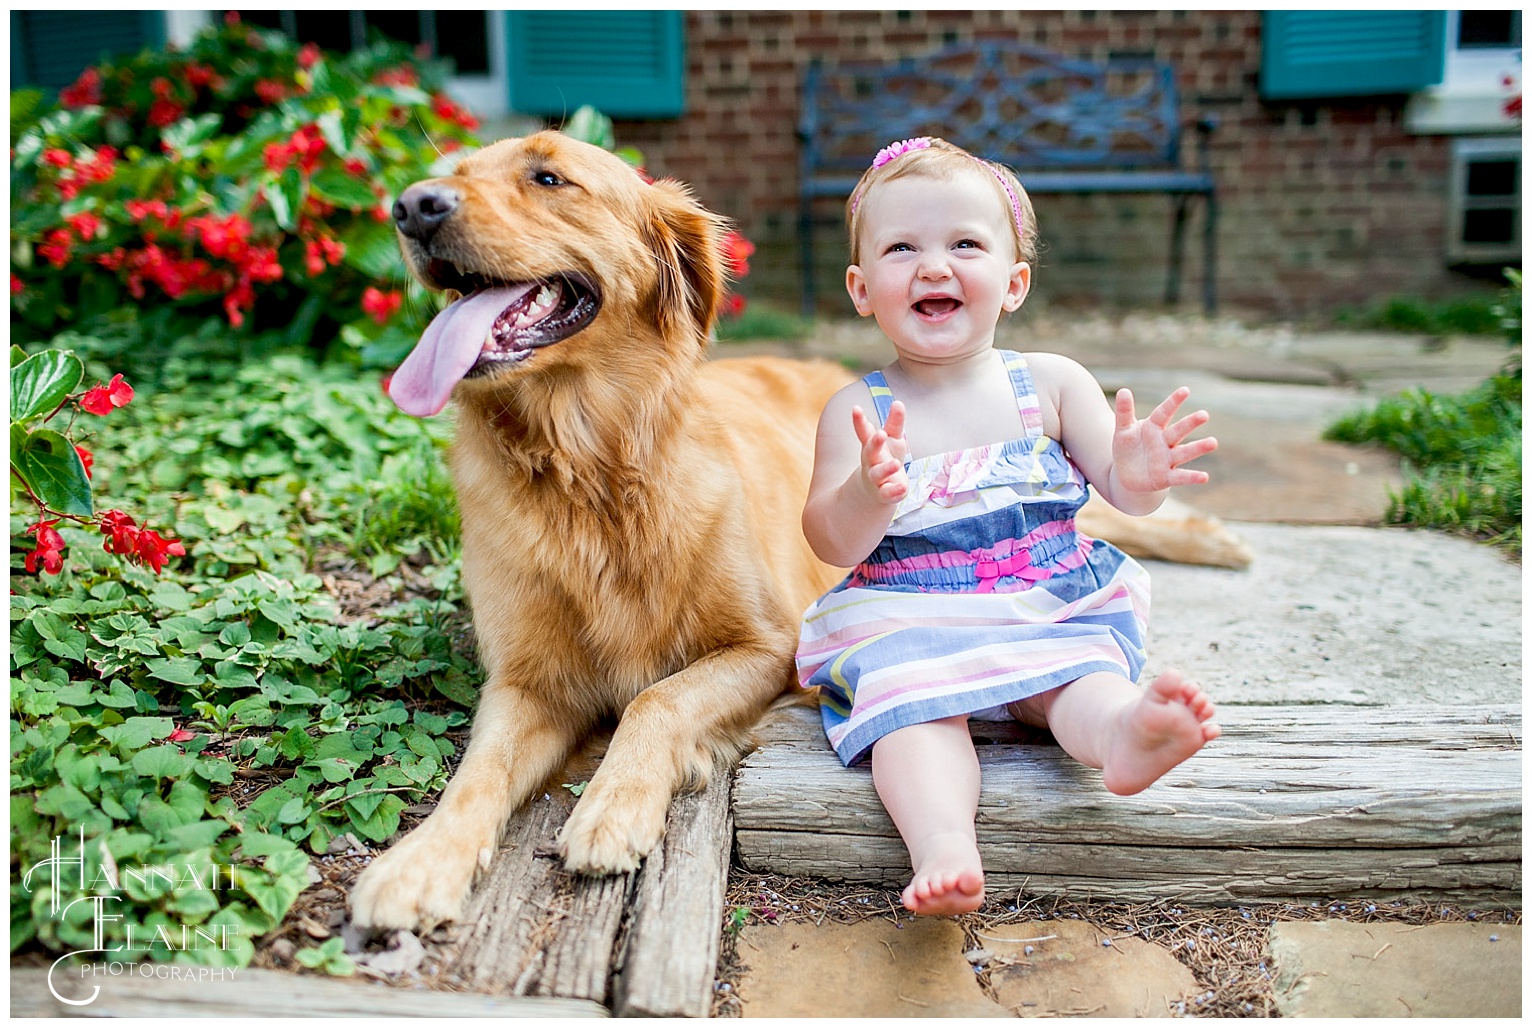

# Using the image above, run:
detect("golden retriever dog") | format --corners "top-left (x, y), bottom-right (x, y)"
top-left (349, 132), bottom-right (850, 930)
top-left (350, 131), bottom-right (1249, 931)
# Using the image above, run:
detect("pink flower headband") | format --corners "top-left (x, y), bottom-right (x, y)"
top-left (851, 136), bottom-right (1027, 241)
top-left (873, 137), bottom-right (931, 167)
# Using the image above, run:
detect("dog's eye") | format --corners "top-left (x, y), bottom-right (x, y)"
top-left (532, 170), bottom-right (565, 188)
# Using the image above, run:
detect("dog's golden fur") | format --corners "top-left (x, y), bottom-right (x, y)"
top-left (350, 131), bottom-right (1250, 931)
top-left (350, 132), bottom-right (849, 929)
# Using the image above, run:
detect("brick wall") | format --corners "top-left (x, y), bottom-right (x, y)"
top-left (611, 10), bottom-right (1497, 318)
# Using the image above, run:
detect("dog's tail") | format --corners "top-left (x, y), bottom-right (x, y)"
top-left (770, 685), bottom-right (819, 711)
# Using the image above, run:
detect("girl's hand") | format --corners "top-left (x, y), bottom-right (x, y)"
top-left (1111, 387), bottom-right (1217, 496)
top-left (851, 401), bottom-right (910, 505)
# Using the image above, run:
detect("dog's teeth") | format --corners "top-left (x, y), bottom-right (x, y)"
top-left (514, 283), bottom-right (562, 328)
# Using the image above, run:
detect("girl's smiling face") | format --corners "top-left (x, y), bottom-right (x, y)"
top-left (846, 169), bottom-right (1030, 366)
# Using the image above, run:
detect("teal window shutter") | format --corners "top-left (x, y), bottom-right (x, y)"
top-left (10, 10), bottom-right (165, 91)
top-left (1261, 11), bottom-right (1447, 100)
top-left (506, 11), bottom-right (685, 119)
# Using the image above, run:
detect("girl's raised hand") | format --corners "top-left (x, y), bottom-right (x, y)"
top-left (1111, 387), bottom-right (1218, 495)
top-left (851, 400), bottom-right (910, 505)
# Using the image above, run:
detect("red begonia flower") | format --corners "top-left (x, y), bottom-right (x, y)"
top-left (721, 231), bottom-right (755, 278)
top-left (361, 287), bottom-right (403, 325)
top-left (59, 68), bottom-right (102, 108)
top-left (133, 529), bottom-right (186, 574)
top-left (24, 519), bottom-right (66, 575)
top-left (99, 509), bottom-right (139, 555)
top-left (79, 374), bottom-right (134, 416)
top-left (147, 99), bottom-right (185, 128)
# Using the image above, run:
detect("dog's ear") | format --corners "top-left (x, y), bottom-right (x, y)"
top-left (643, 180), bottom-right (729, 342)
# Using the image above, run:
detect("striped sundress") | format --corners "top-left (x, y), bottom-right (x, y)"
top-left (795, 351), bottom-right (1150, 767)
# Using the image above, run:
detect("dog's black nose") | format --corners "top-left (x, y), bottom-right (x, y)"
top-left (393, 183), bottom-right (461, 243)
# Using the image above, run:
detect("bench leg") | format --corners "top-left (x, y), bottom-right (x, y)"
top-left (1202, 191), bottom-right (1218, 315)
top-left (798, 197), bottom-right (816, 318)
top-left (1166, 194), bottom-right (1190, 307)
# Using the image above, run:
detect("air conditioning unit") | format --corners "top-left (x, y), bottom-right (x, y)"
top-left (1446, 138), bottom-right (1521, 264)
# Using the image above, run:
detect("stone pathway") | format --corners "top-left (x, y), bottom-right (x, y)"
top-left (733, 916), bottom-right (1521, 1017)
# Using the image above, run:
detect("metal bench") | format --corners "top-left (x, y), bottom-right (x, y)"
top-left (798, 42), bottom-right (1219, 314)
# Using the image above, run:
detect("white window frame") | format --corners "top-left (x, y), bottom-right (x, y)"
top-left (1405, 10), bottom-right (1521, 134)
top-left (445, 10), bottom-right (508, 121)
top-left (1445, 138), bottom-right (1521, 263)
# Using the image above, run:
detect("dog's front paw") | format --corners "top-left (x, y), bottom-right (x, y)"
top-left (350, 822), bottom-right (490, 931)
top-left (557, 782), bottom-right (669, 874)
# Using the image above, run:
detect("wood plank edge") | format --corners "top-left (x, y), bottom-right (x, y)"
top-left (9, 966), bottom-right (609, 1018)
top-left (613, 762), bottom-right (735, 1018)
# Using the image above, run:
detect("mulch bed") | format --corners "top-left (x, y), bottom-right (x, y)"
top-left (714, 871), bottom-right (1521, 1018)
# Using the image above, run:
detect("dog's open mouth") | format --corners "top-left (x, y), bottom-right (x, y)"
top-left (467, 274), bottom-right (600, 369)
top-left (387, 272), bottom-right (601, 417)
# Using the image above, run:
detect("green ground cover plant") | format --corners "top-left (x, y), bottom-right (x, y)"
top-left (1326, 272), bottom-right (1521, 556)
top-left (10, 334), bottom-right (479, 965)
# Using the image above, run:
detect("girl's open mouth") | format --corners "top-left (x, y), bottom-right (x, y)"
top-left (913, 297), bottom-right (962, 318)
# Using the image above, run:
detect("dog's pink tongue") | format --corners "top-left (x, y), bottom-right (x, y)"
top-left (388, 284), bottom-right (537, 417)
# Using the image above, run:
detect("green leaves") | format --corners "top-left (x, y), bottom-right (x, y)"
top-left (11, 348), bottom-right (83, 422)
top-left (159, 112), bottom-right (224, 156)
top-left (310, 168), bottom-right (379, 210)
top-left (13, 428), bottom-right (93, 516)
top-left (11, 349), bottom-right (93, 517)
top-left (562, 105), bottom-right (617, 151)
top-left (295, 937), bottom-right (356, 976)
top-left (264, 167), bottom-right (305, 232)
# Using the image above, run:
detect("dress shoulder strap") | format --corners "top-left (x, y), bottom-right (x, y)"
top-left (862, 369), bottom-right (897, 426)
top-left (999, 351), bottom-right (1047, 439)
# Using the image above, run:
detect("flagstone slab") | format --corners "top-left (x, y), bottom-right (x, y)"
top-left (1267, 920), bottom-right (1520, 1017)
top-left (981, 919), bottom-right (1199, 1017)
top-left (736, 919), bottom-right (1010, 1018)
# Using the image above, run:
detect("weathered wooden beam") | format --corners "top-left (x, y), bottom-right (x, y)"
top-left (439, 760), bottom-right (733, 1015)
top-left (734, 704), bottom-right (1522, 906)
top-left (449, 794), bottom-right (633, 1001)
top-left (612, 760), bottom-right (735, 1018)
top-left (10, 966), bottom-right (607, 1018)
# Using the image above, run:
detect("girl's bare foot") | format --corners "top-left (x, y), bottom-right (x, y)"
top-left (1101, 670), bottom-right (1219, 796)
top-left (902, 832), bottom-right (985, 916)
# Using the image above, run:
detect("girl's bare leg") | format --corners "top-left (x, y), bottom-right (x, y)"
top-left (870, 715), bottom-right (986, 915)
top-left (1012, 669), bottom-right (1219, 795)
